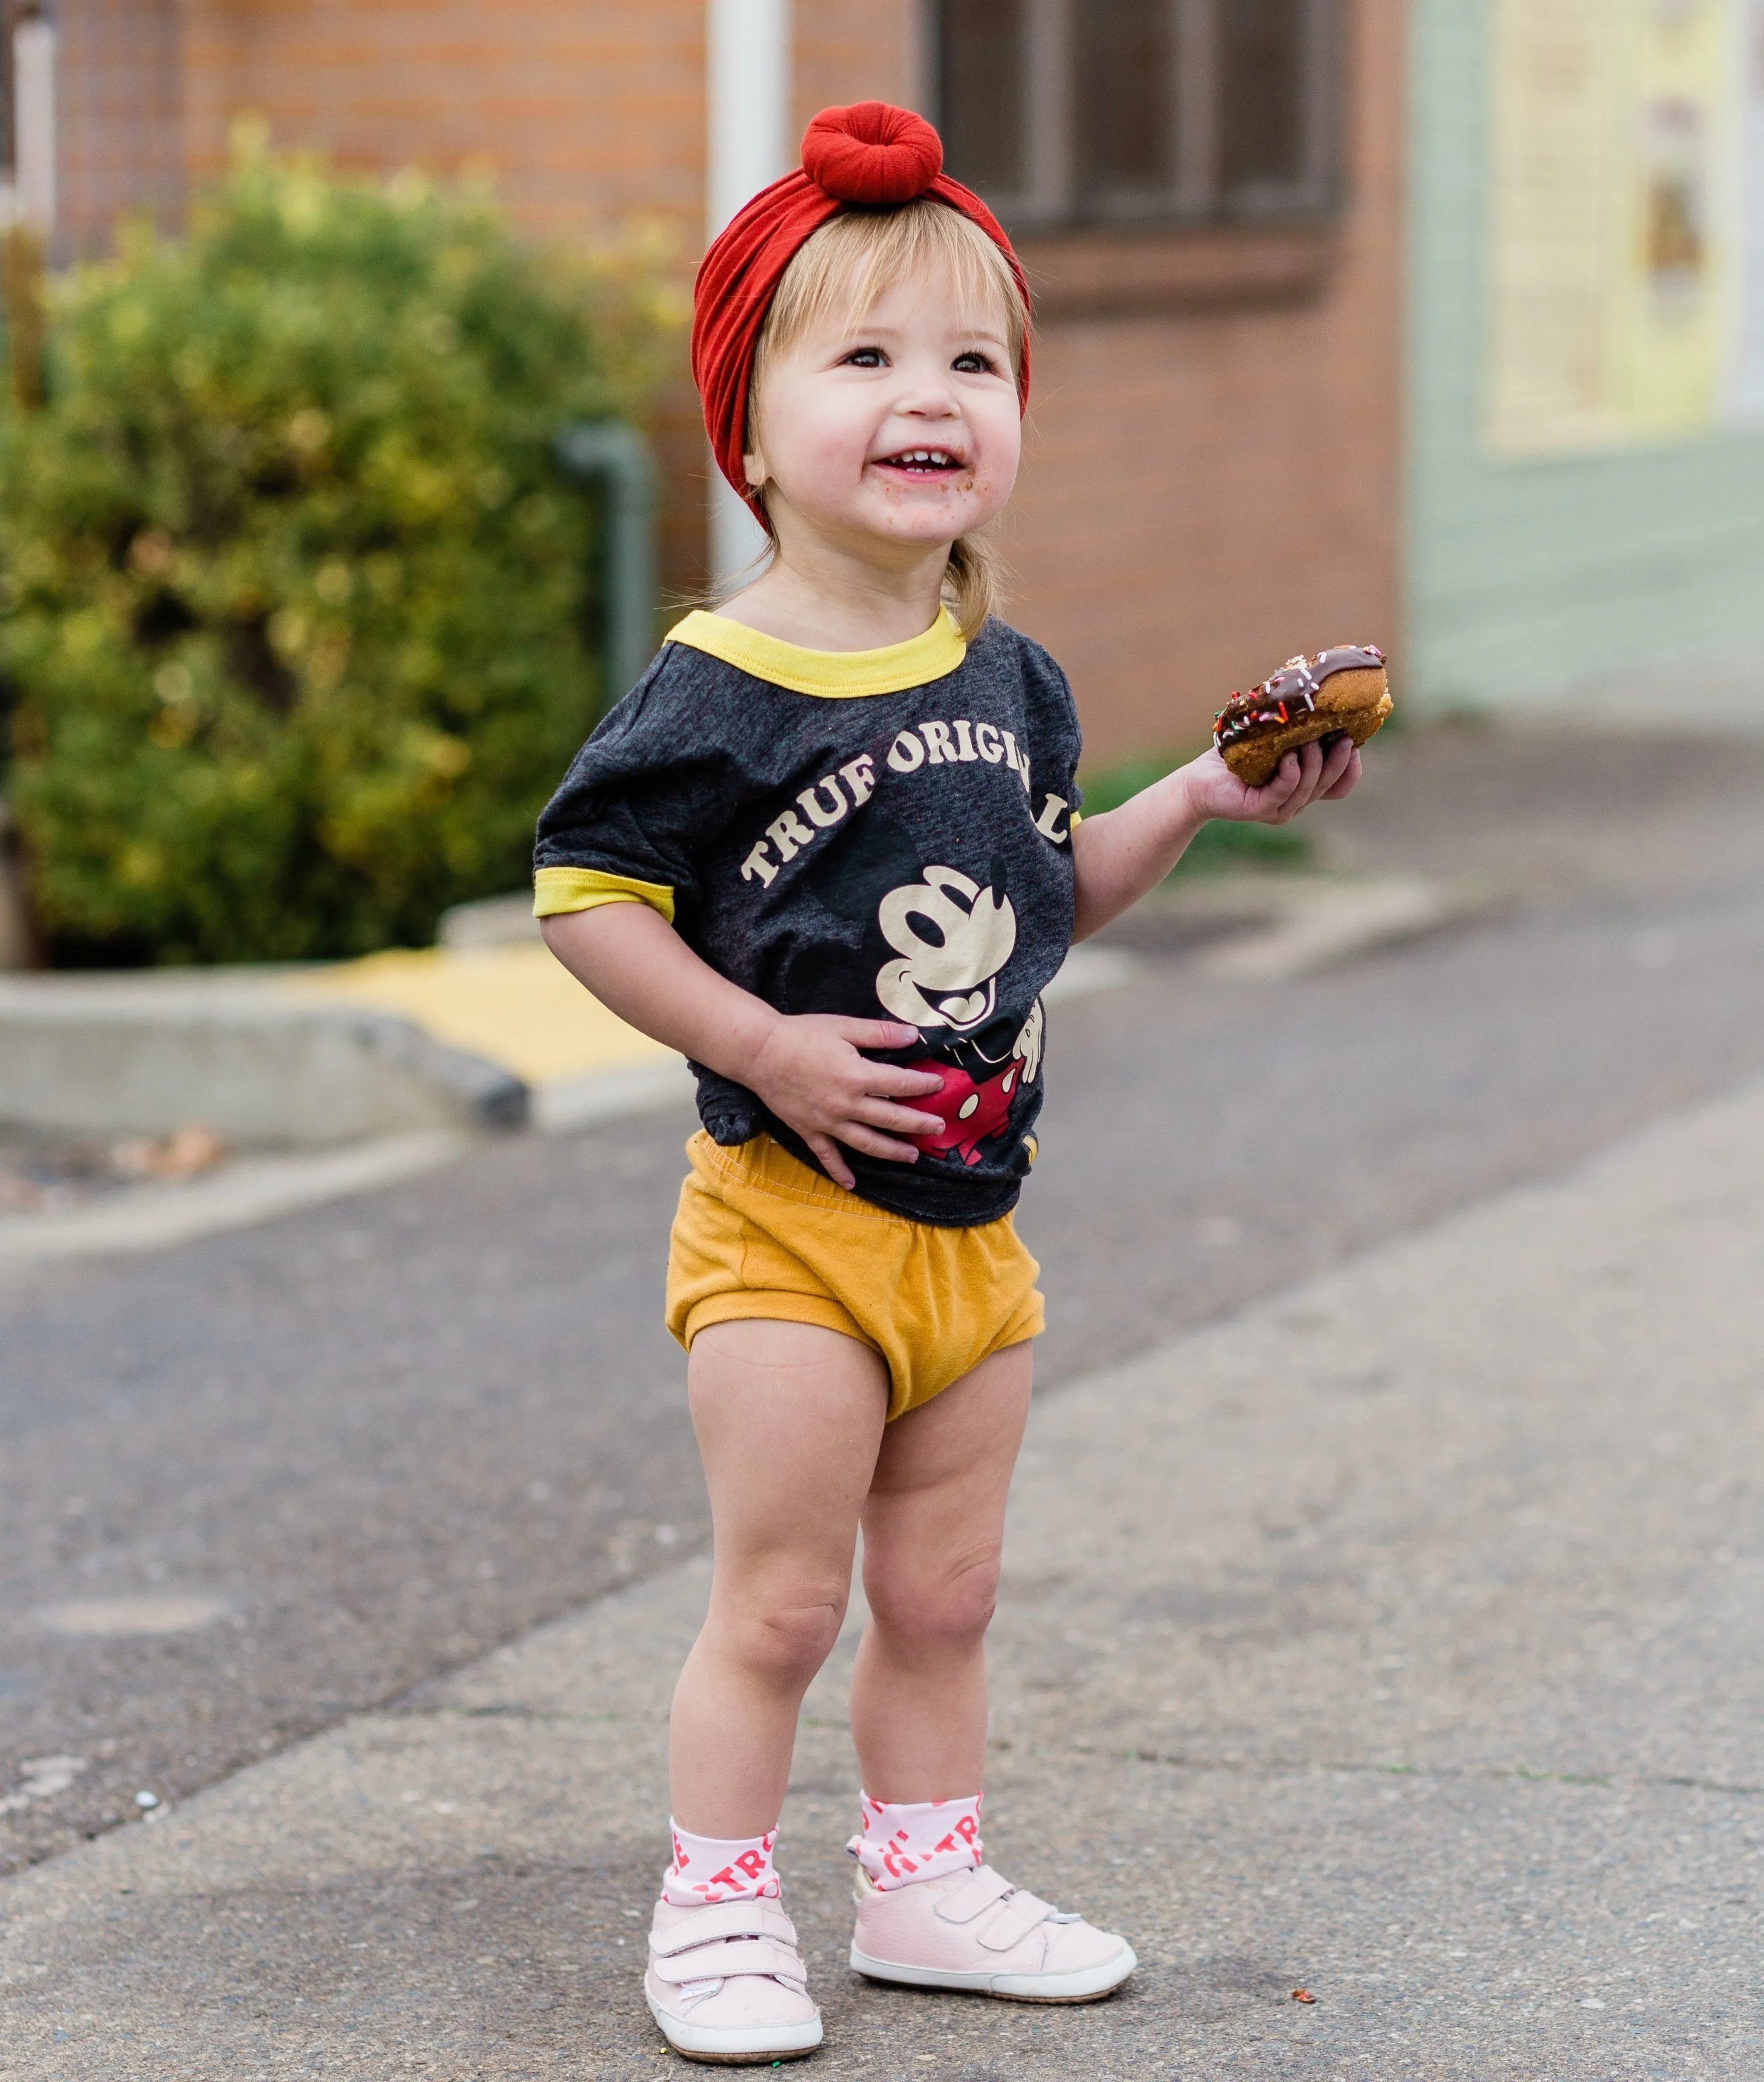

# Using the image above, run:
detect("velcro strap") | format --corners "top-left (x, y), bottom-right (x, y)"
top-left (932, 1864), bottom-right (1017, 1925)
top-left (976, 1886), bottom-right (1057, 1953)
top-left (649, 1900), bottom-right (795, 1958)
top-left (649, 1937), bottom-right (807, 1989)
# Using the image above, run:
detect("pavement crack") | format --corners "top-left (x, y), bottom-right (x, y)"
top-left (1054, 1741), bottom-right (1764, 1798)
top-left (388, 1702), bottom-right (627, 1725)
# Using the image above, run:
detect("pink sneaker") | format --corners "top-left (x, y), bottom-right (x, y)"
top-left (849, 1864), bottom-right (1136, 2003)
top-left (644, 1894), bottom-right (823, 2063)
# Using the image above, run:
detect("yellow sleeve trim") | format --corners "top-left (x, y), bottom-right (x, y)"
top-left (665, 605), bottom-right (966, 698)
top-left (532, 866), bottom-right (675, 925)
top-left (1069, 811), bottom-right (1082, 828)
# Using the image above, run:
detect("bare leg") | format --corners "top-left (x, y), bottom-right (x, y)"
top-left (669, 1318), bottom-right (888, 1838)
top-left (849, 1340), bottom-right (1033, 1801)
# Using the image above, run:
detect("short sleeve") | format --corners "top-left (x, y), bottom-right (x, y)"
top-left (533, 657), bottom-right (740, 922)
top-left (1014, 628), bottom-right (1084, 817)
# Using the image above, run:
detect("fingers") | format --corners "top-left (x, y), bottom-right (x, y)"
top-left (837, 1018), bottom-right (923, 1052)
top-left (1293, 735), bottom-right (1328, 797)
top-left (856, 1098), bottom-right (946, 1136)
top-left (1233, 749), bottom-right (1307, 811)
top-left (1233, 730), bottom-right (1361, 823)
top-left (1260, 736), bottom-right (1346, 822)
top-left (1254, 750), bottom-right (1303, 809)
top-left (1244, 745), bottom-right (1308, 820)
top-left (834, 1124), bottom-right (923, 1165)
top-left (1285, 739), bottom-right (1328, 817)
top-left (869, 1059), bottom-right (947, 1098)
top-left (1321, 742), bottom-right (1362, 798)
top-left (804, 1133), bottom-right (856, 1190)
top-left (806, 1119), bottom-right (928, 1181)
top-left (1286, 734), bottom-right (1356, 809)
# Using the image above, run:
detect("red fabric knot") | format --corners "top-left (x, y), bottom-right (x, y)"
top-left (802, 101), bottom-right (943, 205)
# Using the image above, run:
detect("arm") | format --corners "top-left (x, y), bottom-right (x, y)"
top-left (540, 902), bottom-right (945, 1191)
top-left (1070, 734), bottom-right (1360, 943)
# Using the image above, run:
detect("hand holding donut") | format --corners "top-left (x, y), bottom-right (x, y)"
top-left (1183, 731), bottom-right (1362, 827)
top-left (1181, 641), bottom-right (1390, 824)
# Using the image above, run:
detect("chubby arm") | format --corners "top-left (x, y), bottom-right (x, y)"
top-left (540, 902), bottom-right (944, 1190)
top-left (1070, 734), bottom-right (1359, 943)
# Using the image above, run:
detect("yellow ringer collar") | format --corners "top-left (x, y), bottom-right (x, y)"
top-left (665, 605), bottom-right (966, 698)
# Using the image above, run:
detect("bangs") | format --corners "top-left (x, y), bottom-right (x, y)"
top-left (754, 201), bottom-right (1027, 387)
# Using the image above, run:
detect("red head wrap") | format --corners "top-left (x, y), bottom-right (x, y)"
top-left (691, 101), bottom-right (1032, 505)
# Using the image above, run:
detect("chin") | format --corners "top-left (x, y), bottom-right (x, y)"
top-left (861, 500), bottom-right (993, 545)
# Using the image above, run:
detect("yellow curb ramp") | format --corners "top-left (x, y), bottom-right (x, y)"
top-left (276, 943), bottom-right (680, 1090)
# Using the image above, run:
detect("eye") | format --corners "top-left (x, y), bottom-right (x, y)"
top-left (842, 346), bottom-right (886, 369)
top-left (953, 350), bottom-right (999, 375)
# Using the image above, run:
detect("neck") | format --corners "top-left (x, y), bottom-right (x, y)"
top-left (717, 512), bottom-right (953, 653)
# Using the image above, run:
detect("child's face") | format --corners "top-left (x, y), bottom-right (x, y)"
top-left (745, 269), bottom-right (1021, 561)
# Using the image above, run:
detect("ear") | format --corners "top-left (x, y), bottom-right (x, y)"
top-left (742, 447), bottom-right (767, 490)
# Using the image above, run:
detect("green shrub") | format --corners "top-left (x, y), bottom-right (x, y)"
top-left (0, 128), bottom-right (678, 964)
top-left (1078, 752), bottom-right (1314, 874)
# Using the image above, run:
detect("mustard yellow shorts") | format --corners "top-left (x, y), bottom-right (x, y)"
top-left (665, 1130), bottom-right (1044, 1422)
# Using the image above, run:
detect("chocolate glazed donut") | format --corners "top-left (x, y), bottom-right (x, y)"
top-left (1212, 646), bottom-right (1392, 787)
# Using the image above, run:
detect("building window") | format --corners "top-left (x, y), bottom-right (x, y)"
top-left (935, 0), bottom-right (1341, 230)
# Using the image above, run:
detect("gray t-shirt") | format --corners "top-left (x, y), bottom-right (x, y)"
top-left (534, 609), bottom-right (1082, 1227)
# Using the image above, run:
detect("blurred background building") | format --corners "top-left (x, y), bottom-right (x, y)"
top-left (1411, 0), bottom-right (1764, 720)
top-left (4, 0), bottom-right (1763, 757)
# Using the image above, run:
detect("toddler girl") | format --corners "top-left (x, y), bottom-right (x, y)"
top-left (536, 101), bottom-right (1360, 2065)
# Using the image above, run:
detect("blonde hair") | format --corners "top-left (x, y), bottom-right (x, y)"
top-left (742, 201), bottom-right (1029, 642)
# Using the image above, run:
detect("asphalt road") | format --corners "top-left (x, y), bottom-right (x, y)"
top-left (5, 723), bottom-right (1764, 1880)
top-left (9, 1051), bottom-right (1764, 2080)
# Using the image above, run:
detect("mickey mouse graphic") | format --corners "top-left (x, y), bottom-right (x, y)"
top-left (873, 867), bottom-right (1043, 1167)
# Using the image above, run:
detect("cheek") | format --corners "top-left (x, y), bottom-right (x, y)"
top-left (763, 392), bottom-right (877, 496)
top-left (966, 404), bottom-right (1022, 506)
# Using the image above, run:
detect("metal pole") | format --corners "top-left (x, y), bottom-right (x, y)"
top-left (11, 11), bottom-right (57, 240)
top-left (705, 0), bottom-right (791, 586)
top-left (555, 422), bottom-right (659, 715)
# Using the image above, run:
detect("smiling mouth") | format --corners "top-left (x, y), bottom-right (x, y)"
top-left (874, 448), bottom-right (966, 476)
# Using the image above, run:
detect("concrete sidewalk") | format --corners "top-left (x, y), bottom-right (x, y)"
top-left (4, 1078), bottom-right (1763, 2078)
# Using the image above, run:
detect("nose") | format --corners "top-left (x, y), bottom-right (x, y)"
top-left (893, 355), bottom-right (962, 420)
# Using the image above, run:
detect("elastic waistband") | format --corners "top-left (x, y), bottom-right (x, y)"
top-left (688, 1130), bottom-right (912, 1222)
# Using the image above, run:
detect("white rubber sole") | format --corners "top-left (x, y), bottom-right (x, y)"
top-left (848, 1940), bottom-right (1138, 2004)
top-left (645, 1988), bottom-right (823, 2064)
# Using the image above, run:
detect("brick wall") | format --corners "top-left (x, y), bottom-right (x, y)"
top-left (49, 0), bottom-right (1400, 758)
top-left (1002, 0), bottom-right (1404, 764)
top-left (53, 0), bottom-right (186, 255)
top-left (167, 1), bottom-right (714, 602)
top-left (176, 0), bottom-right (705, 244)
top-left (794, 0), bottom-right (927, 135)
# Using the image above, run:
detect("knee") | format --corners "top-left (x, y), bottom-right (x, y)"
top-left (866, 1548), bottom-right (1001, 1655)
top-left (719, 1586), bottom-right (846, 1690)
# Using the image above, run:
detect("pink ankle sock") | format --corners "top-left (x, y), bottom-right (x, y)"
top-left (847, 1792), bottom-right (984, 1891)
top-left (661, 1819), bottom-right (781, 1905)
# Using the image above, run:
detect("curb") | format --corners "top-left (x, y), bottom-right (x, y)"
top-left (1108, 871), bottom-right (1504, 983)
top-left (0, 1130), bottom-right (468, 1272)
top-left (0, 972), bottom-right (527, 1146)
top-left (1200, 873), bottom-right (1503, 981)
